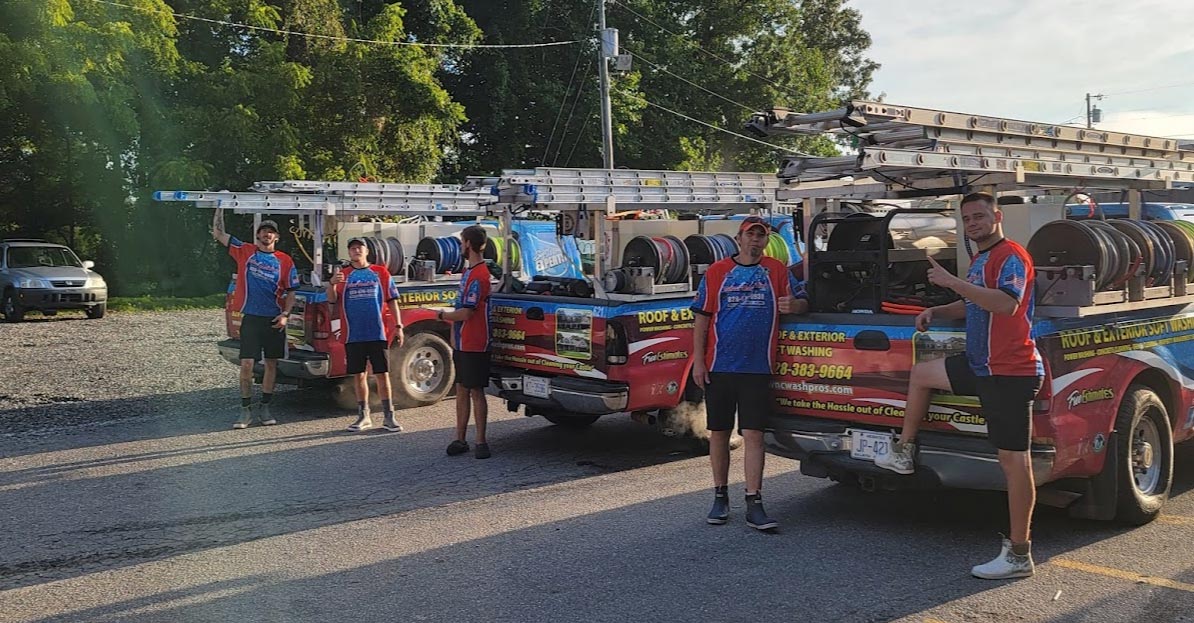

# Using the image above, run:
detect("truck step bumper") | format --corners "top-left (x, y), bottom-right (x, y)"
top-left (217, 339), bottom-right (330, 380)
top-left (766, 425), bottom-right (1055, 491)
top-left (490, 366), bottom-right (629, 414)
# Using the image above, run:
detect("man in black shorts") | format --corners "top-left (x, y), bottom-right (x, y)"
top-left (876, 192), bottom-right (1045, 579)
top-left (327, 238), bottom-right (404, 432)
top-left (434, 226), bottom-right (493, 459)
top-left (212, 209), bottom-right (298, 429)
top-left (691, 216), bottom-right (805, 530)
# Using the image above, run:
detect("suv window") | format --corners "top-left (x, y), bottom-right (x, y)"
top-left (6, 246), bottom-right (82, 269)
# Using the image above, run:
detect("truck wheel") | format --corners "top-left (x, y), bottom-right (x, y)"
top-left (85, 303), bottom-right (106, 319)
top-left (389, 332), bottom-right (455, 409)
top-left (1114, 385), bottom-right (1174, 525)
top-left (541, 412), bottom-right (601, 428)
top-left (2, 290), bottom-right (25, 322)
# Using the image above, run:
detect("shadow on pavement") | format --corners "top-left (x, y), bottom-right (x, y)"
top-left (0, 386), bottom-right (355, 458)
top-left (19, 465), bottom-right (1194, 623)
top-left (0, 410), bottom-right (704, 592)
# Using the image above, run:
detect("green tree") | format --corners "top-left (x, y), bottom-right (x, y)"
top-left (1, 0), bottom-right (481, 295)
top-left (446, 0), bottom-right (876, 176)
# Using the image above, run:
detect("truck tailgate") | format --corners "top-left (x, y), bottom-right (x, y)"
top-left (489, 295), bottom-right (608, 379)
top-left (772, 315), bottom-right (987, 436)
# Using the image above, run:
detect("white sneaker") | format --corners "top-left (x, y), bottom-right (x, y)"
top-left (971, 538), bottom-right (1034, 579)
top-left (875, 440), bottom-right (915, 474)
top-left (233, 406), bottom-right (253, 429)
top-left (258, 403), bottom-right (277, 426)
top-left (347, 413), bottom-right (373, 432)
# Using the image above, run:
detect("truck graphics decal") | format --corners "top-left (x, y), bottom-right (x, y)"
top-left (774, 308), bottom-right (1194, 447)
top-left (490, 300), bottom-right (608, 378)
top-left (490, 296), bottom-right (696, 409)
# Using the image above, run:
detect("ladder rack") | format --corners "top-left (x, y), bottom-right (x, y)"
top-left (153, 182), bottom-right (496, 217)
top-left (748, 101), bottom-right (1188, 201)
top-left (155, 181), bottom-right (503, 287)
top-left (753, 100), bottom-right (1192, 157)
top-left (471, 167), bottom-right (777, 209)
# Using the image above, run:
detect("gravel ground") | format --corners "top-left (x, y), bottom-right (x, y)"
top-left (0, 310), bottom-right (284, 436)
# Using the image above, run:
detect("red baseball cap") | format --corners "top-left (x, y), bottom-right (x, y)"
top-left (738, 215), bottom-right (770, 235)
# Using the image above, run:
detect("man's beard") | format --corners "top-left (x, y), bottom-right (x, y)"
top-left (968, 230), bottom-right (997, 245)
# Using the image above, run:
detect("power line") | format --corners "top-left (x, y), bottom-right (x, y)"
top-left (618, 88), bottom-right (802, 153)
top-left (88, 0), bottom-right (586, 49)
top-left (552, 61), bottom-right (595, 166)
top-left (563, 102), bottom-right (599, 167)
top-left (1103, 111), bottom-right (1194, 122)
top-left (608, 1), bottom-right (788, 95)
top-left (626, 50), bottom-right (759, 113)
top-left (1103, 81), bottom-right (1194, 97)
top-left (542, 6), bottom-right (596, 165)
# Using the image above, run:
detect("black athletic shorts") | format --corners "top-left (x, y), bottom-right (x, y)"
top-left (454, 350), bottom-right (491, 390)
top-left (239, 313), bottom-right (286, 361)
top-left (704, 372), bottom-right (773, 432)
top-left (944, 354), bottom-right (1044, 452)
top-left (346, 340), bottom-right (389, 375)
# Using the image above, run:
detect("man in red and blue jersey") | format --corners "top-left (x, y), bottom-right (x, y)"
top-left (211, 209), bottom-right (299, 429)
top-left (876, 192), bottom-right (1044, 580)
top-left (692, 216), bottom-right (806, 531)
top-left (434, 226), bottom-right (493, 459)
top-left (327, 238), bottom-right (405, 433)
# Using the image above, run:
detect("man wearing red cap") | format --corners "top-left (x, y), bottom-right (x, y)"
top-left (691, 215), bottom-right (807, 530)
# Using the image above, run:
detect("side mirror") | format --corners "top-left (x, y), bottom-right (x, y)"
top-left (82, 260), bottom-right (95, 270)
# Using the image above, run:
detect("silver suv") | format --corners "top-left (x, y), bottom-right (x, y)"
top-left (0, 240), bottom-right (108, 322)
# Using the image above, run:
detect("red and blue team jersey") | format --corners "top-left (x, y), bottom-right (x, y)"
top-left (454, 262), bottom-right (491, 352)
top-left (691, 256), bottom-right (804, 374)
top-left (336, 264), bottom-right (398, 344)
top-left (228, 236), bottom-right (299, 318)
top-left (964, 239), bottom-right (1044, 377)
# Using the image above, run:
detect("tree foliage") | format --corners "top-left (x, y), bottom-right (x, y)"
top-left (0, 0), bottom-right (874, 295)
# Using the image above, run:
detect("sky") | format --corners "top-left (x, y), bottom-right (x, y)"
top-left (848, 0), bottom-right (1194, 141)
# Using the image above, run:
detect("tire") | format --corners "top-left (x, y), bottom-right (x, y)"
top-left (1114, 385), bottom-right (1174, 525)
top-left (2, 290), bottom-right (25, 322)
top-left (388, 332), bottom-right (456, 409)
top-left (541, 412), bottom-right (601, 428)
top-left (85, 303), bottom-right (106, 319)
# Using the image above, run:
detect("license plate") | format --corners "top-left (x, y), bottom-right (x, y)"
top-left (850, 430), bottom-right (892, 461)
top-left (523, 375), bottom-right (550, 399)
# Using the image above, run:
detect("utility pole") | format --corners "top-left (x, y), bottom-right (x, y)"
top-left (597, 0), bottom-right (615, 169)
top-left (1086, 92), bottom-right (1104, 129)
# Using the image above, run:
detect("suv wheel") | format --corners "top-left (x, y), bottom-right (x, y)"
top-left (85, 303), bottom-right (106, 319)
top-left (2, 290), bottom-right (26, 322)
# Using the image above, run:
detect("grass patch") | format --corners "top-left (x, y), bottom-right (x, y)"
top-left (108, 294), bottom-right (226, 312)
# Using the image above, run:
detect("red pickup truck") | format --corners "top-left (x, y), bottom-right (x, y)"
top-left (220, 279), bottom-right (458, 409)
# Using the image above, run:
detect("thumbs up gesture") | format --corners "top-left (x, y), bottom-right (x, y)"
top-left (925, 256), bottom-right (961, 290)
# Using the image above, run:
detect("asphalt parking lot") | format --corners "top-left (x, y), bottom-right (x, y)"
top-left (1, 310), bottom-right (1192, 622)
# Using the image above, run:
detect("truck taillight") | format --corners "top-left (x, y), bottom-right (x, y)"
top-left (311, 306), bottom-right (329, 340)
top-left (606, 319), bottom-right (628, 365)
